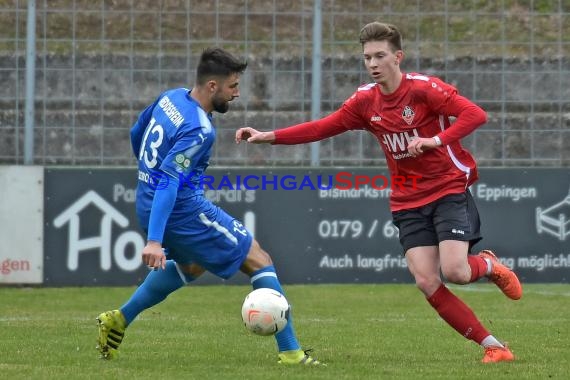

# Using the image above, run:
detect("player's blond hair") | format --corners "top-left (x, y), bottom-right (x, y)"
top-left (359, 22), bottom-right (402, 51)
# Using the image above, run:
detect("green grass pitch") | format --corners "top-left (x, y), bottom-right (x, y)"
top-left (1, 283), bottom-right (569, 379)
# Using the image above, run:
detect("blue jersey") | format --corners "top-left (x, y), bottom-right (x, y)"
top-left (131, 88), bottom-right (215, 224)
top-left (130, 88), bottom-right (253, 278)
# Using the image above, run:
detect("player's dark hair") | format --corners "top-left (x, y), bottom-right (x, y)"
top-left (196, 47), bottom-right (248, 85)
top-left (359, 22), bottom-right (402, 51)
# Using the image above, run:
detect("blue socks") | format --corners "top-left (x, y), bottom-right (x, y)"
top-left (120, 260), bottom-right (193, 325)
top-left (250, 265), bottom-right (300, 352)
top-left (119, 262), bottom-right (301, 353)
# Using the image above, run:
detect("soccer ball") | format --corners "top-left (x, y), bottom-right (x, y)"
top-left (241, 288), bottom-right (290, 336)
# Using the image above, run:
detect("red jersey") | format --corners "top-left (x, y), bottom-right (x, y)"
top-left (273, 73), bottom-right (487, 211)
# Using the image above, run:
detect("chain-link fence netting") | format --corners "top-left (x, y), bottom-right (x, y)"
top-left (1, 0), bottom-right (568, 166)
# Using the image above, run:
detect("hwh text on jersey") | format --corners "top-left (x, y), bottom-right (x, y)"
top-left (381, 129), bottom-right (419, 153)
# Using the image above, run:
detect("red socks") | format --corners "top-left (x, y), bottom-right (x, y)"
top-left (467, 255), bottom-right (488, 282)
top-left (427, 284), bottom-right (489, 344)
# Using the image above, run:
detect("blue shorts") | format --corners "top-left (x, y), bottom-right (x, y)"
top-left (140, 197), bottom-right (253, 279)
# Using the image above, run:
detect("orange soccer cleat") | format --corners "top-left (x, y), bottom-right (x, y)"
top-left (478, 250), bottom-right (522, 300)
top-left (482, 344), bottom-right (515, 363)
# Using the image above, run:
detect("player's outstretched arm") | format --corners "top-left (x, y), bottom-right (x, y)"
top-left (235, 127), bottom-right (276, 144)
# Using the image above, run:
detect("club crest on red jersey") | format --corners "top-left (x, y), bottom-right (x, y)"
top-left (402, 105), bottom-right (415, 125)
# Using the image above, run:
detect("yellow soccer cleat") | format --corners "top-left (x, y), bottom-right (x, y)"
top-left (96, 309), bottom-right (126, 360)
top-left (278, 349), bottom-right (325, 366)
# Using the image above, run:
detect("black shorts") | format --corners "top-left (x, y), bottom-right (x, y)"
top-left (392, 191), bottom-right (482, 253)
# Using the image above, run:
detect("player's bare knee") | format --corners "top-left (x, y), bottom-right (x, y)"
top-left (240, 239), bottom-right (273, 274)
top-left (441, 267), bottom-right (469, 284)
top-left (250, 240), bottom-right (272, 262)
top-left (178, 263), bottom-right (206, 278)
top-left (414, 276), bottom-right (441, 296)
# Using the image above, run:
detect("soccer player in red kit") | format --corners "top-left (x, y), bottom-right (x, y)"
top-left (235, 21), bottom-right (522, 363)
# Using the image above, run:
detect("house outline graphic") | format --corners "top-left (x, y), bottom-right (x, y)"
top-left (53, 190), bottom-right (130, 271)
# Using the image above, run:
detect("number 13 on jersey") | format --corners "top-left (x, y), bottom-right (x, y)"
top-left (138, 117), bottom-right (164, 169)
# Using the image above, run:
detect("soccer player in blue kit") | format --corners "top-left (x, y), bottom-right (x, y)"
top-left (96, 47), bottom-right (322, 366)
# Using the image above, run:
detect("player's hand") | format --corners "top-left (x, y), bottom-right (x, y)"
top-left (235, 127), bottom-right (275, 144)
top-left (142, 241), bottom-right (166, 270)
top-left (407, 137), bottom-right (439, 157)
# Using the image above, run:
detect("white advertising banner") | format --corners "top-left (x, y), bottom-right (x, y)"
top-left (0, 166), bottom-right (44, 284)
